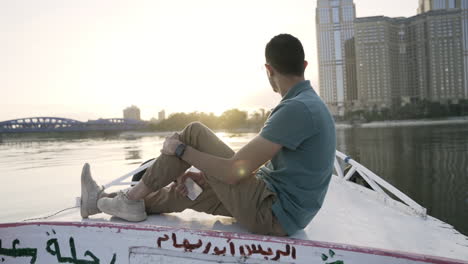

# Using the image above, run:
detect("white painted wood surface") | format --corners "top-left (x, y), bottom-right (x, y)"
top-left (1, 176), bottom-right (467, 263)
top-left (1, 221), bottom-right (465, 264)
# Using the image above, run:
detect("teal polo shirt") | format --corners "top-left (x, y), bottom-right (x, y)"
top-left (258, 80), bottom-right (336, 235)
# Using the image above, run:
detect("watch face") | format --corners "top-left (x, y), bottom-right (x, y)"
top-left (175, 144), bottom-right (186, 158)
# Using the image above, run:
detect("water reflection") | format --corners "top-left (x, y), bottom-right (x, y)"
top-left (336, 124), bottom-right (468, 235)
top-left (124, 147), bottom-right (142, 161)
top-left (0, 128), bottom-right (466, 236)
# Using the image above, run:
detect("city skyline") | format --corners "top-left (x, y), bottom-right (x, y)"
top-left (316, 0), bottom-right (468, 116)
top-left (1, 0), bottom-right (418, 122)
top-left (355, 6), bottom-right (468, 109)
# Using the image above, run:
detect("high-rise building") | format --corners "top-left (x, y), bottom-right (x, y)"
top-left (316, 0), bottom-right (357, 116)
top-left (420, 10), bottom-right (466, 102)
top-left (354, 4), bottom-right (468, 109)
top-left (418, 0), bottom-right (458, 14)
top-left (418, 0), bottom-right (468, 99)
top-left (158, 110), bottom-right (166, 121)
top-left (318, 0), bottom-right (468, 112)
top-left (354, 17), bottom-right (409, 109)
top-left (123, 105), bottom-right (141, 121)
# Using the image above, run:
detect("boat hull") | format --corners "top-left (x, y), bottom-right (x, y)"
top-left (1, 221), bottom-right (466, 264)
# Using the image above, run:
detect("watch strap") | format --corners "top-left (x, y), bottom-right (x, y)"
top-left (175, 143), bottom-right (187, 159)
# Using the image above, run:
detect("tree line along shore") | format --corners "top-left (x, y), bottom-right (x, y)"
top-left (149, 104), bottom-right (468, 133)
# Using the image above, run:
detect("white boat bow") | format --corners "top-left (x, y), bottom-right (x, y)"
top-left (1, 151), bottom-right (467, 264)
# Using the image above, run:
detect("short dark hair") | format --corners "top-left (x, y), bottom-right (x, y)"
top-left (265, 34), bottom-right (305, 76)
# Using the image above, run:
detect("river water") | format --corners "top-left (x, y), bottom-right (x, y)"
top-left (0, 124), bottom-right (467, 236)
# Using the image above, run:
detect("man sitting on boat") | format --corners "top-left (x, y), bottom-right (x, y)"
top-left (80, 34), bottom-right (336, 236)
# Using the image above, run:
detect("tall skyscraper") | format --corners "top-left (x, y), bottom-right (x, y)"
top-left (354, 17), bottom-right (409, 109)
top-left (316, 0), bottom-right (357, 116)
top-left (355, 12), bottom-right (467, 109)
top-left (418, 0), bottom-right (458, 14)
top-left (353, 2), bottom-right (468, 110)
top-left (462, 1), bottom-right (468, 99)
top-left (418, 0), bottom-right (468, 100)
top-left (420, 10), bottom-right (466, 101)
top-left (318, 0), bottom-right (468, 112)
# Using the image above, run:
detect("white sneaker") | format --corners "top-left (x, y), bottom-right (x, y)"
top-left (80, 163), bottom-right (104, 218)
top-left (97, 190), bottom-right (147, 222)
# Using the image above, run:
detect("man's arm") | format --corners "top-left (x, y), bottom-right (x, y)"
top-left (162, 134), bottom-right (282, 185)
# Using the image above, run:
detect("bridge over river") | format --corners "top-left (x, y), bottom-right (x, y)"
top-left (0, 117), bottom-right (148, 133)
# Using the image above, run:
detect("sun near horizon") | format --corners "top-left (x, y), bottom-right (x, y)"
top-left (0, 0), bottom-right (417, 122)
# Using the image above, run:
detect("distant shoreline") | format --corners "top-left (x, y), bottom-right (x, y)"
top-left (336, 116), bottom-right (468, 129)
top-left (1, 117), bottom-right (467, 139)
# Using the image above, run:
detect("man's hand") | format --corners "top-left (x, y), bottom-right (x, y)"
top-left (161, 133), bottom-right (182, 155)
top-left (174, 170), bottom-right (206, 196)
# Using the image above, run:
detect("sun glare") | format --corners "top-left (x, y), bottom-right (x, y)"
top-left (0, 0), bottom-right (417, 121)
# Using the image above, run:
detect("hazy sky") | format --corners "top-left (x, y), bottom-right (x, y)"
top-left (0, 0), bottom-right (418, 121)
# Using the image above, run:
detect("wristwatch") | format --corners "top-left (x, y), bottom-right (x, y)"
top-left (175, 143), bottom-right (187, 159)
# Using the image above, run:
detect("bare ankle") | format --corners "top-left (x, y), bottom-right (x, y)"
top-left (127, 181), bottom-right (152, 200)
top-left (99, 191), bottom-right (117, 199)
top-left (126, 190), bottom-right (139, 201)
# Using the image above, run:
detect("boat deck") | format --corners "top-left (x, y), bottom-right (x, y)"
top-left (46, 176), bottom-right (468, 261)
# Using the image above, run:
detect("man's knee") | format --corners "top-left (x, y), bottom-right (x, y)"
top-left (181, 122), bottom-right (210, 142)
top-left (185, 121), bottom-right (207, 133)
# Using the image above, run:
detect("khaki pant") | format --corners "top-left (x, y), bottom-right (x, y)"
top-left (141, 122), bottom-right (287, 236)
